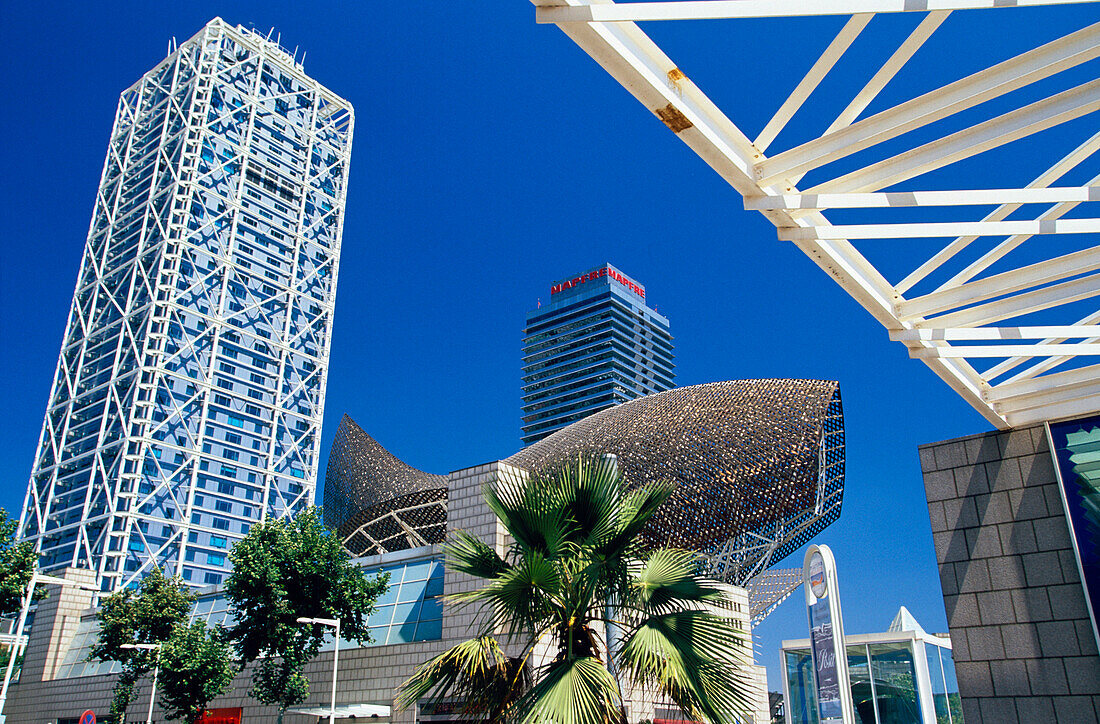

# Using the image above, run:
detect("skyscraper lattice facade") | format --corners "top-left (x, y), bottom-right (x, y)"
top-left (521, 264), bottom-right (674, 445)
top-left (20, 18), bottom-right (353, 591)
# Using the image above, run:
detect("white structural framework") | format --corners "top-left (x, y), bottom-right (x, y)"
top-left (20, 18), bottom-right (353, 591)
top-left (533, 0), bottom-right (1100, 429)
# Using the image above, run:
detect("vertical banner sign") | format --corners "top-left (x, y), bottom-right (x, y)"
top-left (804, 544), bottom-right (855, 724)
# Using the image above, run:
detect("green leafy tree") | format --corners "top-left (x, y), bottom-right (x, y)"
top-left (90, 567), bottom-right (195, 724)
top-left (224, 507), bottom-right (389, 724)
top-left (0, 508), bottom-right (40, 614)
top-left (398, 455), bottom-right (755, 724)
top-left (157, 621), bottom-right (236, 722)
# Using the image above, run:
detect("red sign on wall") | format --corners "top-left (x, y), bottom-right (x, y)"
top-left (195, 709), bottom-right (242, 724)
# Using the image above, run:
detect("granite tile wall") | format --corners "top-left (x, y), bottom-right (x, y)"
top-left (921, 426), bottom-right (1100, 723)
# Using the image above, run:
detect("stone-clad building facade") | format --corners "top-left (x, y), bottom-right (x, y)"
top-left (920, 426), bottom-right (1100, 723)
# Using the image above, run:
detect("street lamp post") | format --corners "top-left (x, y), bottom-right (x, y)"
top-left (120, 642), bottom-right (162, 724)
top-left (0, 573), bottom-right (100, 723)
top-left (297, 616), bottom-right (341, 724)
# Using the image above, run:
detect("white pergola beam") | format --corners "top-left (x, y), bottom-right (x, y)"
top-left (897, 129), bottom-right (1100, 294)
top-left (754, 14), bottom-right (872, 153)
top-left (535, 0), bottom-right (1100, 429)
top-left (756, 23), bottom-right (1100, 186)
top-left (537, 0), bottom-right (1100, 22)
top-left (892, 326), bottom-right (1100, 341)
top-left (913, 273), bottom-right (1100, 328)
top-left (898, 244), bottom-right (1100, 319)
top-left (825, 11), bottom-right (950, 135)
top-left (748, 186), bottom-right (1100, 210)
top-left (781, 217), bottom-right (1100, 240)
top-left (987, 362), bottom-right (1100, 402)
top-left (806, 77), bottom-right (1100, 194)
top-left (911, 343), bottom-right (1100, 358)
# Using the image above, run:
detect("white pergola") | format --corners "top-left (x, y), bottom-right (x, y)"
top-left (532, 0), bottom-right (1100, 429)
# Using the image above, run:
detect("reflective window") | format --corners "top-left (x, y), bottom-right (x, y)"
top-left (356, 557), bottom-right (444, 647)
top-left (847, 645), bottom-right (876, 724)
top-left (937, 644), bottom-right (964, 723)
top-left (869, 642), bottom-right (921, 724)
top-left (784, 649), bottom-right (819, 724)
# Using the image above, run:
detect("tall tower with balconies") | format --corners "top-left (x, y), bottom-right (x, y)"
top-left (521, 264), bottom-right (675, 445)
top-left (20, 18), bottom-right (353, 591)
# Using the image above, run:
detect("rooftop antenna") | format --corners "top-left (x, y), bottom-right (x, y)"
top-left (301, 51), bottom-right (307, 67)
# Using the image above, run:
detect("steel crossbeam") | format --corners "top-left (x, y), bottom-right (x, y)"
top-left (533, 0), bottom-right (1100, 429)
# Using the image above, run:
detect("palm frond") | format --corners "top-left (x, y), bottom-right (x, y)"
top-left (516, 656), bottom-right (623, 724)
top-left (600, 482), bottom-right (676, 558)
top-left (484, 471), bottom-right (573, 560)
top-left (446, 530), bottom-right (510, 580)
top-left (630, 548), bottom-right (731, 612)
top-left (398, 635), bottom-right (529, 719)
top-left (618, 609), bottom-right (753, 724)
top-left (448, 550), bottom-right (564, 639)
top-left (565, 455), bottom-right (621, 550)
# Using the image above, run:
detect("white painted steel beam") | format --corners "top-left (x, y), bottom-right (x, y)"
top-left (897, 130), bottom-right (1100, 294)
top-left (780, 217), bottom-right (1100, 240)
top-left (748, 186), bottom-right (1100, 210)
top-left (892, 326), bottom-right (1100, 341)
top-left (535, 0), bottom-right (1100, 429)
top-left (912, 344), bottom-right (1100, 358)
top-left (754, 14), bottom-right (873, 153)
top-left (537, 0), bottom-right (1100, 23)
top-left (756, 23), bottom-right (1100, 187)
top-left (806, 78), bottom-right (1100, 194)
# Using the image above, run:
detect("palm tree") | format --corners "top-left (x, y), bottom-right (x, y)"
top-left (398, 454), bottom-right (755, 724)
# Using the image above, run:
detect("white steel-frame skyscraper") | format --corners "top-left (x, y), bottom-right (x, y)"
top-left (20, 18), bottom-right (354, 591)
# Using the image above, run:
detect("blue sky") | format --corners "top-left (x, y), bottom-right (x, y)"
top-left (2, 1), bottom-right (1094, 690)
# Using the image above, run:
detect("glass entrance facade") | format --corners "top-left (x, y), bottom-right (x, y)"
top-left (783, 635), bottom-right (962, 724)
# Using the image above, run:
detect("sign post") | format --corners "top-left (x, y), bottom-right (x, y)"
top-left (803, 544), bottom-right (855, 724)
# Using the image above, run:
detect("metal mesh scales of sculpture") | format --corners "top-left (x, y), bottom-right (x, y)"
top-left (323, 380), bottom-right (844, 584)
top-left (506, 380), bottom-right (845, 584)
top-left (323, 415), bottom-right (448, 557)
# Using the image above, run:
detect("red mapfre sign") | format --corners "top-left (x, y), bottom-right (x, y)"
top-left (550, 266), bottom-right (645, 299)
top-left (195, 709), bottom-right (242, 724)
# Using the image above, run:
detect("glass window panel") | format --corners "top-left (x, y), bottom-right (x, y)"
top-left (402, 562), bottom-right (432, 582)
top-left (369, 604), bottom-right (395, 628)
top-left (421, 598), bottom-right (443, 621)
top-left (398, 578), bottom-right (428, 603)
top-left (392, 602), bottom-right (421, 627)
top-left (415, 617), bottom-right (442, 641)
top-left (387, 621), bottom-right (416, 645)
top-left (847, 645), bottom-right (876, 724)
top-left (375, 582), bottom-right (400, 606)
top-left (869, 642), bottom-right (922, 724)
top-left (940, 646), bottom-right (963, 723)
top-left (784, 649), bottom-right (819, 724)
top-left (925, 643), bottom-right (952, 724)
top-left (425, 570), bottom-right (444, 598)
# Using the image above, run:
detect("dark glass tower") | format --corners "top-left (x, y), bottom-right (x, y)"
top-left (521, 264), bottom-right (674, 445)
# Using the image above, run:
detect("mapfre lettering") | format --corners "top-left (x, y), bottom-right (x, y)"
top-left (549, 266), bottom-right (644, 298)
